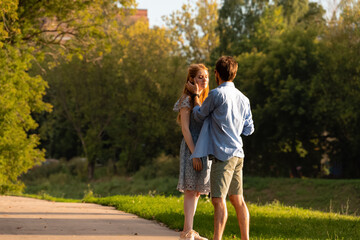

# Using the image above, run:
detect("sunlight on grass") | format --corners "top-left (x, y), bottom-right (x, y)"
top-left (84, 195), bottom-right (360, 240)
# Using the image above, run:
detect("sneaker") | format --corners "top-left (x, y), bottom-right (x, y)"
top-left (179, 230), bottom-right (208, 240)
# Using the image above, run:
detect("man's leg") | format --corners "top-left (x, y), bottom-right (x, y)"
top-left (229, 195), bottom-right (249, 240)
top-left (228, 157), bottom-right (249, 240)
top-left (212, 197), bottom-right (228, 240)
top-left (210, 157), bottom-right (238, 240)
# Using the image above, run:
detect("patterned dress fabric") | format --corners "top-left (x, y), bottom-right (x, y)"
top-left (173, 96), bottom-right (211, 194)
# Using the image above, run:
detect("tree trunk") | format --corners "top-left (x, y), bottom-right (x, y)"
top-left (112, 160), bottom-right (117, 175)
top-left (87, 161), bottom-right (95, 181)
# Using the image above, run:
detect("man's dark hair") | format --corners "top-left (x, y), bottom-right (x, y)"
top-left (215, 56), bottom-right (238, 82)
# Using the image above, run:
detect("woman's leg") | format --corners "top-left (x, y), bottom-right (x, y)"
top-left (183, 190), bottom-right (201, 232)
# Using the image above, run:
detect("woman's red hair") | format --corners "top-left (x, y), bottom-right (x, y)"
top-left (177, 64), bottom-right (209, 124)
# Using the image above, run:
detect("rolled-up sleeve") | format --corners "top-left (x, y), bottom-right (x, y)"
top-left (193, 91), bottom-right (215, 123)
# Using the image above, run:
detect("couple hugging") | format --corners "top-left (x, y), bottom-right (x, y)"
top-left (173, 56), bottom-right (255, 240)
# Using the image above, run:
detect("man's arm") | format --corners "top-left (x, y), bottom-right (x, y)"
top-left (186, 82), bottom-right (201, 107)
top-left (242, 103), bottom-right (255, 136)
top-left (193, 94), bottom-right (201, 107)
top-left (192, 90), bottom-right (216, 123)
top-left (186, 81), bottom-right (214, 121)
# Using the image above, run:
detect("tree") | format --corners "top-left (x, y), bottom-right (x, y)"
top-left (97, 21), bottom-right (186, 173)
top-left (312, 1), bottom-right (360, 177)
top-left (16, 0), bottom-right (136, 66)
top-left (236, 26), bottom-right (326, 177)
top-left (38, 20), bottom-right (186, 178)
top-left (216, 0), bottom-right (269, 56)
top-left (164, 0), bottom-right (219, 64)
top-left (216, 0), bottom-right (324, 56)
top-left (213, 0), bottom-right (329, 177)
top-left (276, 0), bottom-right (309, 26)
top-left (0, 2), bottom-right (51, 193)
top-left (39, 56), bottom-right (118, 179)
top-left (0, 0), bottom-right (136, 191)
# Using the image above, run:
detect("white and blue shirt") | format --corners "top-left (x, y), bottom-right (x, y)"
top-left (190, 81), bottom-right (254, 161)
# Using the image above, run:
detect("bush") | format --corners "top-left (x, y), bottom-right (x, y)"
top-left (133, 153), bottom-right (179, 180)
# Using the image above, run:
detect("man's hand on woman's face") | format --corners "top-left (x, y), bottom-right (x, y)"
top-left (186, 81), bottom-right (200, 95)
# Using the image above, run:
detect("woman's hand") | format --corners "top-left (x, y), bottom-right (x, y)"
top-left (192, 158), bottom-right (203, 171)
top-left (186, 81), bottom-right (200, 95)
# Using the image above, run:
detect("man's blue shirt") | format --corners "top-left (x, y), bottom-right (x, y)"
top-left (190, 81), bottom-right (254, 161)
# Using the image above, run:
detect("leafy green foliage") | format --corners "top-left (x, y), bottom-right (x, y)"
top-left (216, 0), bottom-right (269, 56)
top-left (216, 0), bottom-right (360, 178)
top-left (164, 0), bottom-right (219, 63)
top-left (0, 2), bottom-right (52, 193)
top-left (311, 2), bottom-right (360, 178)
top-left (36, 19), bottom-right (185, 177)
top-left (0, 0), bottom-right (136, 192)
top-left (4, 0), bottom-right (360, 190)
top-left (106, 21), bottom-right (185, 172)
top-left (0, 44), bottom-right (51, 193)
top-left (15, 0), bottom-right (137, 65)
top-left (236, 25), bottom-right (326, 177)
top-left (22, 156), bottom-right (180, 198)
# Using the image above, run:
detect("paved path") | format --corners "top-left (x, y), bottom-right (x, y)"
top-left (0, 196), bottom-right (179, 240)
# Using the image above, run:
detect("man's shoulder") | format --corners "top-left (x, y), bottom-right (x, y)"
top-left (209, 87), bottom-right (222, 97)
top-left (209, 83), bottom-right (251, 103)
top-left (238, 90), bottom-right (250, 102)
top-left (217, 84), bottom-right (249, 98)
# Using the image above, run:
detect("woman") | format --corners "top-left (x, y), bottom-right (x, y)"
top-left (173, 64), bottom-right (211, 240)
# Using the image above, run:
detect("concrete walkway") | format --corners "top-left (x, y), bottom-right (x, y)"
top-left (0, 196), bottom-right (179, 240)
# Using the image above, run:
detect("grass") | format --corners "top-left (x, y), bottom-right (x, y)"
top-left (14, 192), bottom-right (360, 239)
top-left (21, 160), bottom-right (360, 216)
top-left (23, 172), bottom-right (360, 216)
top-left (23, 174), bottom-right (179, 198)
top-left (17, 160), bottom-right (360, 240)
top-left (243, 177), bottom-right (360, 216)
top-left (81, 194), bottom-right (360, 240)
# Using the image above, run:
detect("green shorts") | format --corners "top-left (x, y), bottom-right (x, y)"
top-left (210, 156), bottom-right (244, 198)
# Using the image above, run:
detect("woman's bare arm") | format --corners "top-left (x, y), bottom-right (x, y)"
top-left (180, 105), bottom-right (202, 171)
top-left (180, 107), bottom-right (195, 153)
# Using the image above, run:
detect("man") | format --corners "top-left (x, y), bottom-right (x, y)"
top-left (189, 56), bottom-right (254, 240)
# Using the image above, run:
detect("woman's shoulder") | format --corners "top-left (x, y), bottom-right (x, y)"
top-left (173, 94), bottom-right (191, 112)
top-left (180, 94), bottom-right (191, 104)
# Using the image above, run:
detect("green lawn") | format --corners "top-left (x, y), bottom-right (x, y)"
top-left (23, 172), bottom-right (360, 216)
top-left (243, 177), bottom-right (360, 216)
top-left (83, 195), bottom-right (360, 240)
top-left (20, 161), bottom-right (360, 239)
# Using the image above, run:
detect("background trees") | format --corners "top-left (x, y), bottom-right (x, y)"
top-left (1, 1), bottom-right (51, 193)
top-left (313, 2), bottom-right (360, 178)
top-left (216, 0), bottom-right (269, 56)
top-left (2, 0), bottom-right (360, 193)
top-left (236, 26), bottom-right (325, 177)
top-left (36, 20), bottom-right (186, 179)
top-left (0, 0), bottom-right (136, 192)
top-left (221, 0), bottom-right (360, 178)
top-left (164, 0), bottom-right (219, 64)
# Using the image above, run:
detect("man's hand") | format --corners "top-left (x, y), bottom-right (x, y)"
top-left (186, 81), bottom-right (200, 95)
top-left (192, 158), bottom-right (203, 171)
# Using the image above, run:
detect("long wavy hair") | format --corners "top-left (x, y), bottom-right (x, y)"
top-left (177, 64), bottom-right (210, 124)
